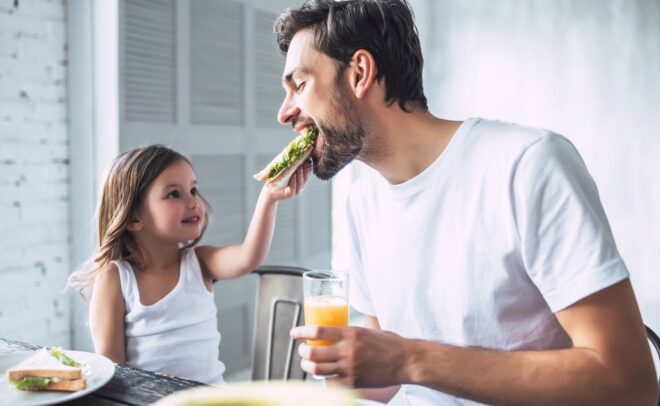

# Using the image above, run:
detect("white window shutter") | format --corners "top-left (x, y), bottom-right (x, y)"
top-left (124, 0), bottom-right (177, 123)
top-left (191, 154), bottom-right (246, 246)
top-left (190, 0), bottom-right (244, 125)
top-left (255, 10), bottom-right (285, 128)
top-left (300, 177), bottom-right (332, 267)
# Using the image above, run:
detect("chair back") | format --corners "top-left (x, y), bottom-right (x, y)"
top-left (646, 324), bottom-right (660, 405)
top-left (251, 266), bottom-right (309, 381)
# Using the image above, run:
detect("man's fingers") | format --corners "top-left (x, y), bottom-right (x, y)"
top-left (300, 359), bottom-right (341, 376)
top-left (325, 375), bottom-right (355, 388)
top-left (297, 342), bottom-right (339, 362)
top-left (291, 325), bottom-right (344, 342)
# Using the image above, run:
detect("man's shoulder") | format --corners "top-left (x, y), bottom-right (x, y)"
top-left (468, 117), bottom-right (558, 146)
top-left (464, 117), bottom-right (574, 164)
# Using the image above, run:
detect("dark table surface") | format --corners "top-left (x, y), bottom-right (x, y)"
top-left (1, 338), bottom-right (207, 405)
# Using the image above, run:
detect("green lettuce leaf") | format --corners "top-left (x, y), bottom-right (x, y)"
top-left (49, 347), bottom-right (83, 368)
top-left (268, 128), bottom-right (318, 179)
top-left (9, 377), bottom-right (52, 390)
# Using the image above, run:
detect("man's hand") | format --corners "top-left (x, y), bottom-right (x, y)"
top-left (268, 160), bottom-right (312, 201)
top-left (290, 325), bottom-right (410, 388)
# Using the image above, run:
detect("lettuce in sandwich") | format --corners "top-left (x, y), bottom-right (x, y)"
top-left (254, 128), bottom-right (318, 192)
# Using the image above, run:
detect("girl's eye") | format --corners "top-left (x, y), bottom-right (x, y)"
top-left (166, 190), bottom-right (180, 199)
top-left (191, 187), bottom-right (198, 196)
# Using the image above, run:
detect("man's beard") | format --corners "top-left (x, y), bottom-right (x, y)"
top-left (312, 86), bottom-right (366, 180)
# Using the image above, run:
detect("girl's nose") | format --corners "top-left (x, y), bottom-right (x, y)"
top-left (187, 195), bottom-right (198, 209)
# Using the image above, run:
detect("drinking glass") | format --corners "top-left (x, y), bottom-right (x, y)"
top-left (302, 270), bottom-right (349, 347)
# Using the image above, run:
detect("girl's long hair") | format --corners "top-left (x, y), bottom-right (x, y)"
top-left (68, 145), bottom-right (211, 297)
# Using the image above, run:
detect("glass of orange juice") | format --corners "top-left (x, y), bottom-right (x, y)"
top-left (302, 270), bottom-right (349, 347)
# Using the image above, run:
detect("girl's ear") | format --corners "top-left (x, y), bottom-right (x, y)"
top-left (126, 218), bottom-right (143, 232)
top-left (347, 49), bottom-right (377, 99)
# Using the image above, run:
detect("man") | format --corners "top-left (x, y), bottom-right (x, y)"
top-left (276, 1), bottom-right (658, 404)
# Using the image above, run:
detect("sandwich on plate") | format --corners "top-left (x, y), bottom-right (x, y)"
top-left (254, 127), bottom-right (318, 192)
top-left (7, 347), bottom-right (86, 392)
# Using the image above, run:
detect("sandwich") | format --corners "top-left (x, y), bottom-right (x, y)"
top-left (254, 127), bottom-right (318, 192)
top-left (7, 347), bottom-right (86, 392)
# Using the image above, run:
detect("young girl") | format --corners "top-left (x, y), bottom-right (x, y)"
top-left (68, 145), bottom-right (311, 385)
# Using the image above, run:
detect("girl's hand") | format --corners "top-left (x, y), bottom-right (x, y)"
top-left (269, 159), bottom-right (312, 201)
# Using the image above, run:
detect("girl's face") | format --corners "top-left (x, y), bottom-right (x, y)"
top-left (134, 159), bottom-right (205, 244)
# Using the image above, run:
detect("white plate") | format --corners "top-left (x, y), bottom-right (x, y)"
top-left (0, 350), bottom-right (115, 406)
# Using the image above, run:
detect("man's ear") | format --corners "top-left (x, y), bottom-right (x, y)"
top-left (126, 218), bottom-right (143, 232)
top-left (347, 49), bottom-right (377, 99)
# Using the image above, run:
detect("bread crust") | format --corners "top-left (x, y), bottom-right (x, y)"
top-left (18, 378), bottom-right (87, 392)
top-left (264, 145), bottom-right (312, 192)
top-left (8, 368), bottom-right (81, 381)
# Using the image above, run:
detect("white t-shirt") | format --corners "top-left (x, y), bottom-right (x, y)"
top-left (114, 247), bottom-right (225, 385)
top-left (345, 118), bottom-right (629, 405)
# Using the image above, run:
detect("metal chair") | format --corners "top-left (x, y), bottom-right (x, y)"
top-left (646, 324), bottom-right (660, 406)
top-left (250, 266), bottom-right (310, 381)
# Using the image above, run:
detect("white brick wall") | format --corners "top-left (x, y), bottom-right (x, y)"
top-left (0, 0), bottom-right (70, 347)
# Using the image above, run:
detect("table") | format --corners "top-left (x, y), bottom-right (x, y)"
top-left (1, 338), bottom-right (207, 406)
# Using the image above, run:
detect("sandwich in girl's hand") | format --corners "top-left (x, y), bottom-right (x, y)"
top-left (254, 127), bottom-right (317, 191)
top-left (7, 348), bottom-right (86, 392)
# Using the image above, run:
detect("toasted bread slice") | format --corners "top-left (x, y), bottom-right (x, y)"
top-left (17, 378), bottom-right (87, 392)
top-left (7, 349), bottom-right (82, 381)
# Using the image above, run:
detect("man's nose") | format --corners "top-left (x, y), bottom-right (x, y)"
top-left (277, 96), bottom-right (300, 125)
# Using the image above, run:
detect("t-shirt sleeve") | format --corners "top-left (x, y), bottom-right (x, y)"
top-left (512, 132), bottom-right (629, 312)
top-left (344, 188), bottom-right (376, 317)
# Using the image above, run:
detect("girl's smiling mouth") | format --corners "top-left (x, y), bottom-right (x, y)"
top-left (182, 215), bottom-right (200, 224)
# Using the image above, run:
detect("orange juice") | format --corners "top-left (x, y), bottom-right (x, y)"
top-left (304, 295), bottom-right (349, 346)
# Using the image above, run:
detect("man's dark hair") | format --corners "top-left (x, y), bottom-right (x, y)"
top-left (275, 0), bottom-right (428, 112)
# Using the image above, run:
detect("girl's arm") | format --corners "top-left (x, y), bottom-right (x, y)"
top-left (196, 161), bottom-right (311, 280)
top-left (89, 263), bottom-right (126, 364)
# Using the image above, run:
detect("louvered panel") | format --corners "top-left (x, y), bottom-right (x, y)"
top-left (301, 177), bottom-right (332, 258)
top-left (123, 0), bottom-right (177, 123)
top-left (255, 154), bottom-right (298, 265)
top-left (192, 154), bottom-right (246, 246)
top-left (190, 0), bottom-right (244, 125)
top-left (216, 303), bottom-right (251, 373)
top-left (255, 10), bottom-right (285, 128)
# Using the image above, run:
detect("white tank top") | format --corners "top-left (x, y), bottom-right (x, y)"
top-left (113, 247), bottom-right (225, 385)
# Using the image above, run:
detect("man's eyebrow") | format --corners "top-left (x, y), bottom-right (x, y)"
top-left (282, 67), bottom-right (310, 86)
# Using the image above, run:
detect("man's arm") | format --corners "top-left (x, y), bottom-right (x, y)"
top-left (292, 280), bottom-right (659, 405)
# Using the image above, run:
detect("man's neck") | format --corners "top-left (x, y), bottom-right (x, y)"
top-left (360, 106), bottom-right (462, 185)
